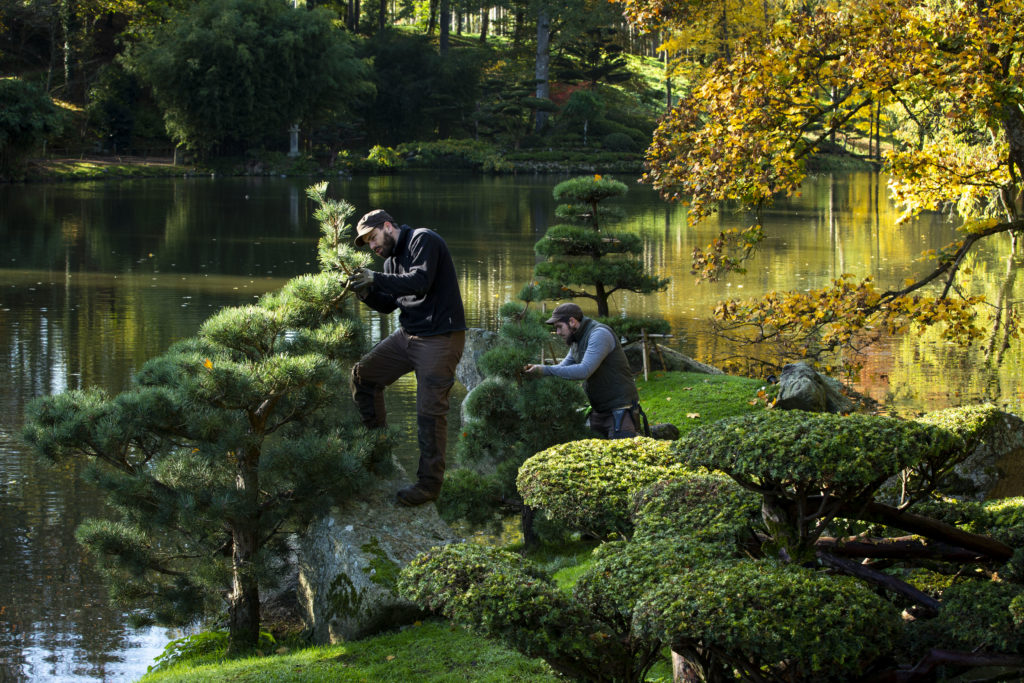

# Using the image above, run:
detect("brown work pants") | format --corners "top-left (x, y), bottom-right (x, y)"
top-left (351, 328), bottom-right (465, 492)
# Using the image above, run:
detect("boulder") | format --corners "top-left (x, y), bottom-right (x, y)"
top-left (623, 342), bottom-right (724, 375)
top-left (982, 411), bottom-right (1024, 499)
top-left (297, 467), bottom-right (459, 643)
top-left (775, 362), bottom-right (853, 414)
top-left (650, 422), bottom-right (681, 440)
top-left (455, 327), bottom-right (499, 394)
top-left (918, 405), bottom-right (1024, 500)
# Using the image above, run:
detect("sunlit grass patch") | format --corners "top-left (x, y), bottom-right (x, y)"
top-left (637, 371), bottom-right (776, 435)
top-left (139, 620), bottom-right (559, 683)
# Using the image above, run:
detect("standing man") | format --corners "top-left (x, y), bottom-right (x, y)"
top-left (524, 302), bottom-right (641, 439)
top-left (349, 209), bottom-right (466, 506)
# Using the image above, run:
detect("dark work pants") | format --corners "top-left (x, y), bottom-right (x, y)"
top-left (351, 328), bottom-right (465, 493)
top-left (588, 408), bottom-right (637, 440)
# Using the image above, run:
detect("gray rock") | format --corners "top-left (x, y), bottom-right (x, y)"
top-left (455, 327), bottom-right (499, 394)
top-left (650, 422), bottom-right (681, 440)
top-left (297, 467), bottom-right (459, 643)
top-left (926, 407), bottom-right (1024, 500)
top-left (775, 362), bottom-right (853, 414)
top-left (623, 342), bottom-right (724, 375)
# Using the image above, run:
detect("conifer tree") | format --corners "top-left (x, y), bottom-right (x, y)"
top-left (533, 175), bottom-right (669, 318)
top-left (441, 289), bottom-right (590, 541)
top-left (20, 182), bottom-right (382, 654)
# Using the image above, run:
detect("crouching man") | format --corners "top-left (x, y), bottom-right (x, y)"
top-left (524, 302), bottom-right (641, 439)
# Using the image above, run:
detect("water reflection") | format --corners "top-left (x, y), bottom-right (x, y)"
top-left (0, 172), bottom-right (1021, 680)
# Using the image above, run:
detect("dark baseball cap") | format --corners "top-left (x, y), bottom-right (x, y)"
top-left (354, 209), bottom-right (394, 246)
top-left (545, 302), bottom-right (584, 324)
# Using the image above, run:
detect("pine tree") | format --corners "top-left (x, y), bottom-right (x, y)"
top-left (441, 289), bottom-right (590, 543)
top-left (533, 175), bottom-right (669, 318)
top-left (20, 183), bottom-right (383, 654)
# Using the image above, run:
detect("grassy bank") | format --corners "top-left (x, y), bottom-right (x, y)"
top-left (136, 371), bottom-right (772, 683)
top-left (17, 146), bottom-right (869, 183)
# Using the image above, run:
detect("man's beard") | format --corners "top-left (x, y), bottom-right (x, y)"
top-left (377, 231), bottom-right (397, 258)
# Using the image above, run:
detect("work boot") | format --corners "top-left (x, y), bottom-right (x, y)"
top-left (396, 484), bottom-right (438, 507)
top-left (395, 415), bottom-right (446, 506)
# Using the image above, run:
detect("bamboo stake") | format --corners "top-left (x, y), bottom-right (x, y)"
top-left (641, 328), bottom-right (650, 381)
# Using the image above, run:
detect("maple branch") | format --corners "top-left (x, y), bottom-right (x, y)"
top-left (880, 219), bottom-right (1024, 300)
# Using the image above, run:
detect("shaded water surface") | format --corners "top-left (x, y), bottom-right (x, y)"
top-left (1, 172), bottom-right (1021, 680)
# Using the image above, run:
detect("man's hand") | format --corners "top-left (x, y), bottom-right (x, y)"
top-left (523, 364), bottom-right (545, 376)
top-left (350, 267), bottom-right (376, 291)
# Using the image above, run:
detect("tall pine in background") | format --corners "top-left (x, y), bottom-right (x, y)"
top-left (20, 182), bottom-right (382, 654)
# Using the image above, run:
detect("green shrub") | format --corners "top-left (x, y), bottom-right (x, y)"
top-left (444, 299), bottom-right (589, 533)
top-left (396, 139), bottom-right (513, 173)
top-left (676, 411), bottom-right (961, 498)
top-left (366, 144), bottom-right (404, 169)
top-left (572, 537), bottom-right (718, 635)
top-left (601, 132), bottom-right (638, 152)
top-left (0, 77), bottom-right (64, 178)
top-left (906, 580), bottom-right (1024, 655)
top-left (518, 437), bottom-right (682, 539)
top-left (631, 473), bottom-right (761, 544)
top-left (398, 542), bottom-right (659, 681)
top-left (634, 560), bottom-right (901, 681)
top-left (436, 468), bottom-right (503, 526)
top-left (907, 495), bottom-right (1024, 547)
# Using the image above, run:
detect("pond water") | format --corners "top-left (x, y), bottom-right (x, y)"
top-left (0, 171), bottom-right (1021, 680)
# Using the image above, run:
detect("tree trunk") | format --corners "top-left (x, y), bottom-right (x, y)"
top-left (228, 447), bottom-right (262, 654)
top-left (439, 0), bottom-right (450, 55)
top-left (228, 523), bottom-right (261, 654)
top-left (534, 7), bottom-right (551, 134)
top-left (427, 0), bottom-right (438, 35)
top-left (718, 0), bottom-right (731, 62)
top-left (672, 651), bottom-right (700, 682)
top-left (479, 7), bottom-right (489, 43)
top-left (378, 0), bottom-right (386, 33)
top-left (595, 282), bottom-right (609, 317)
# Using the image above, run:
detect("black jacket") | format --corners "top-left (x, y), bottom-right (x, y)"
top-left (361, 225), bottom-right (466, 336)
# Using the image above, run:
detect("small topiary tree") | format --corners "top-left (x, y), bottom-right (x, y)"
top-left (532, 175), bottom-right (669, 318)
top-left (402, 438), bottom-right (765, 682)
top-left (20, 183), bottom-right (381, 654)
top-left (633, 559), bottom-right (902, 682)
top-left (441, 291), bottom-right (590, 537)
top-left (403, 407), bottom-right (1024, 681)
top-left (517, 437), bottom-right (681, 540)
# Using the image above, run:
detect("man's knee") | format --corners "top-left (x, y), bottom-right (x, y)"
top-left (416, 374), bottom-right (455, 416)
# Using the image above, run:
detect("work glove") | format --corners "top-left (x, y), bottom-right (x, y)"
top-left (350, 268), bottom-right (375, 291)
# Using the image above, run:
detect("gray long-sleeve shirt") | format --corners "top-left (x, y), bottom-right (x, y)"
top-left (541, 326), bottom-right (617, 380)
